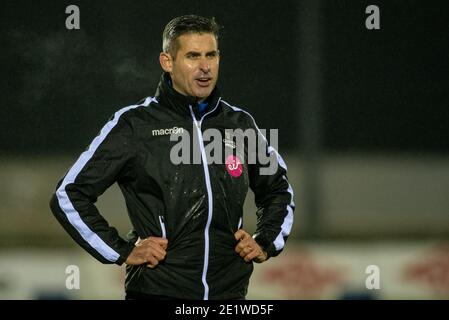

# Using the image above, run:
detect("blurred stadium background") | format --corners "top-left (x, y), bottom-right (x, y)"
top-left (1, 0), bottom-right (448, 299)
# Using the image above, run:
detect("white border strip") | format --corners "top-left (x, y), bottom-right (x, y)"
top-left (189, 98), bottom-right (221, 300)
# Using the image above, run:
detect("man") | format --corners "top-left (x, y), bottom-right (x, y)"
top-left (50, 15), bottom-right (294, 300)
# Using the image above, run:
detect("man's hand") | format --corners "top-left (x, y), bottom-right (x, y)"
top-left (125, 236), bottom-right (168, 268)
top-left (234, 229), bottom-right (267, 263)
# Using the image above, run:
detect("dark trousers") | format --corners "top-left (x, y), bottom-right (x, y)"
top-left (125, 291), bottom-right (246, 300)
top-left (125, 291), bottom-right (180, 300)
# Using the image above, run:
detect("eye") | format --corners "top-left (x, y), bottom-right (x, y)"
top-left (186, 53), bottom-right (200, 59)
top-left (207, 52), bottom-right (218, 58)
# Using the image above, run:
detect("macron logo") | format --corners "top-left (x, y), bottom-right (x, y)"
top-left (152, 126), bottom-right (184, 136)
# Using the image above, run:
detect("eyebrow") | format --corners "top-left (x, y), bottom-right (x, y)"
top-left (185, 50), bottom-right (219, 57)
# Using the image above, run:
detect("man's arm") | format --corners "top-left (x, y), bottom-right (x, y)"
top-left (247, 117), bottom-right (295, 260)
top-left (49, 109), bottom-right (137, 265)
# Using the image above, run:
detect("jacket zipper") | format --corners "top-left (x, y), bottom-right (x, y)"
top-left (189, 104), bottom-right (218, 300)
top-left (158, 215), bottom-right (167, 239)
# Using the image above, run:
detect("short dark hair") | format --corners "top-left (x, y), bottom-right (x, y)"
top-left (162, 15), bottom-right (220, 57)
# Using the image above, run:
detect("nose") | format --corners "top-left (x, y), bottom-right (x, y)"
top-left (199, 58), bottom-right (211, 74)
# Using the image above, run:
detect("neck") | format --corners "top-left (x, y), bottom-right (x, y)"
top-left (169, 78), bottom-right (208, 104)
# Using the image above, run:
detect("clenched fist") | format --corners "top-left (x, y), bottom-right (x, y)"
top-left (126, 236), bottom-right (168, 268)
top-left (234, 229), bottom-right (267, 263)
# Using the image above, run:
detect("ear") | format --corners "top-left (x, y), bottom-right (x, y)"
top-left (159, 52), bottom-right (173, 73)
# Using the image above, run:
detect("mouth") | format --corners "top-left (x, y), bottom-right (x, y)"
top-left (195, 77), bottom-right (212, 87)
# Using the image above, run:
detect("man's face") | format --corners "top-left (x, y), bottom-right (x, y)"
top-left (161, 33), bottom-right (220, 102)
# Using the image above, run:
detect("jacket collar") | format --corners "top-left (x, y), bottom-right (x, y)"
top-left (154, 73), bottom-right (222, 119)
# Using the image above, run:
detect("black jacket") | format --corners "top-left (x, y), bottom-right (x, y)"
top-left (50, 73), bottom-right (295, 299)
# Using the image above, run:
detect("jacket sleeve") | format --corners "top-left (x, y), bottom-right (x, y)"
top-left (247, 117), bottom-right (295, 259)
top-left (49, 109), bottom-right (136, 265)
